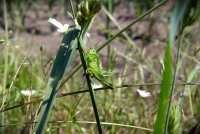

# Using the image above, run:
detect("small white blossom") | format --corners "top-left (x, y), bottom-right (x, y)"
top-left (92, 83), bottom-right (103, 89)
top-left (48, 18), bottom-right (69, 33)
top-left (21, 89), bottom-right (36, 96)
top-left (86, 33), bottom-right (91, 38)
top-left (136, 89), bottom-right (151, 98)
top-left (48, 18), bottom-right (91, 38)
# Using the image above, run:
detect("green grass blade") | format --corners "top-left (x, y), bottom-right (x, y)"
top-left (154, 40), bottom-right (173, 134)
top-left (168, 103), bottom-right (182, 134)
top-left (154, 0), bottom-right (190, 134)
top-left (34, 27), bottom-right (80, 134)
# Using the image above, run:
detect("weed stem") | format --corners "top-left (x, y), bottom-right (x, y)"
top-left (77, 35), bottom-right (102, 134)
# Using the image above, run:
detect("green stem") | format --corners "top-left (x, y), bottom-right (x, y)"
top-left (164, 33), bottom-right (182, 134)
top-left (77, 35), bottom-right (102, 134)
top-left (1, 0), bottom-right (9, 133)
top-left (105, 0), bottom-right (113, 113)
top-left (106, 0), bottom-right (113, 70)
top-left (69, 0), bottom-right (76, 19)
top-left (2, 82), bottom-right (200, 113)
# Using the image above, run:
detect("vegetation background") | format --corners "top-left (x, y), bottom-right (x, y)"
top-left (0, 0), bottom-right (199, 133)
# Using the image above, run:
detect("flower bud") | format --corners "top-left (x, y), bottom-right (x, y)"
top-left (77, 0), bottom-right (101, 27)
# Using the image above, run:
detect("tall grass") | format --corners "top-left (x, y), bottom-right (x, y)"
top-left (1, 0), bottom-right (8, 133)
top-left (1, 0), bottom-right (200, 133)
top-left (154, 0), bottom-right (200, 133)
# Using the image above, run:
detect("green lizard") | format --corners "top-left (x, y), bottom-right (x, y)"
top-left (85, 48), bottom-right (113, 89)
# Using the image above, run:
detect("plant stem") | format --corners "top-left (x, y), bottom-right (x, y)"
top-left (106, 0), bottom-right (113, 70)
top-left (164, 32), bottom-right (182, 134)
top-left (0, 120), bottom-right (153, 132)
top-left (2, 82), bottom-right (200, 113)
top-left (77, 36), bottom-right (102, 134)
top-left (1, 0), bottom-right (8, 133)
top-left (69, 0), bottom-right (76, 19)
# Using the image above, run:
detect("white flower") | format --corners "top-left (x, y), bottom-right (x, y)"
top-left (21, 89), bottom-right (36, 96)
top-left (86, 33), bottom-right (91, 38)
top-left (48, 18), bottom-right (69, 33)
top-left (92, 83), bottom-right (103, 89)
top-left (136, 89), bottom-right (151, 98)
top-left (48, 18), bottom-right (92, 38)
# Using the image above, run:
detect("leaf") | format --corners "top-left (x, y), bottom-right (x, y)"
top-left (34, 26), bottom-right (80, 134)
top-left (154, 41), bottom-right (173, 134)
top-left (153, 0), bottom-right (194, 134)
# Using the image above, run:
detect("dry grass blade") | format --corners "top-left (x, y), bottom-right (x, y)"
top-left (2, 82), bottom-right (200, 113)
top-left (0, 120), bottom-right (153, 132)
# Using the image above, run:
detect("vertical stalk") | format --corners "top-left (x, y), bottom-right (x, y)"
top-left (106, 0), bottom-right (113, 70)
top-left (69, 0), bottom-right (75, 19)
top-left (164, 32), bottom-right (182, 134)
top-left (1, 0), bottom-right (9, 133)
top-left (105, 0), bottom-right (113, 117)
top-left (77, 35), bottom-right (102, 134)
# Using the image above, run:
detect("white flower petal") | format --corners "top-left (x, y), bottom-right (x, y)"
top-left (48, 18), bottom-right (64, 30)
top-left (86, 32), bottom-right (91, 38)
top-left (48, 18), bottom-right (69, 33)
top-left (63, 24), bottom-right (69, 32)
top-left (57, 29), bottom-right (64, 33)
top-left (21, 89), bottom-right (36, 96)
top-left (136, 89), bottom-right (151, 98)
top-left (92, 83), bottom-right (103, 89)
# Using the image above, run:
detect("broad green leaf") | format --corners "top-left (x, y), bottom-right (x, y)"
top-left (154, 0), bottom-right (191, 134)
top-left (154, 41), bottom-right (173, 134)
top-left (34, 26), bottom-right (80, 134)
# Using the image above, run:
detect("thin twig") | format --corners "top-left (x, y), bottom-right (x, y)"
top-left (69, 0), bottom-right (76, 19)
top-left (8, 57), bottom-right (27, 92)
top-left (102, 6), bottom-right (136, 48)
top-left (1, 0), bottom-right (8, 132)
top-left (1, 82), bottom-right (200, 113)
top-left (0, 120), bottom-right (153, 132)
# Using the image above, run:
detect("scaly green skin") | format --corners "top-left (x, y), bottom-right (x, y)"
top-left (86, 49), bottom-right (113, 89)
